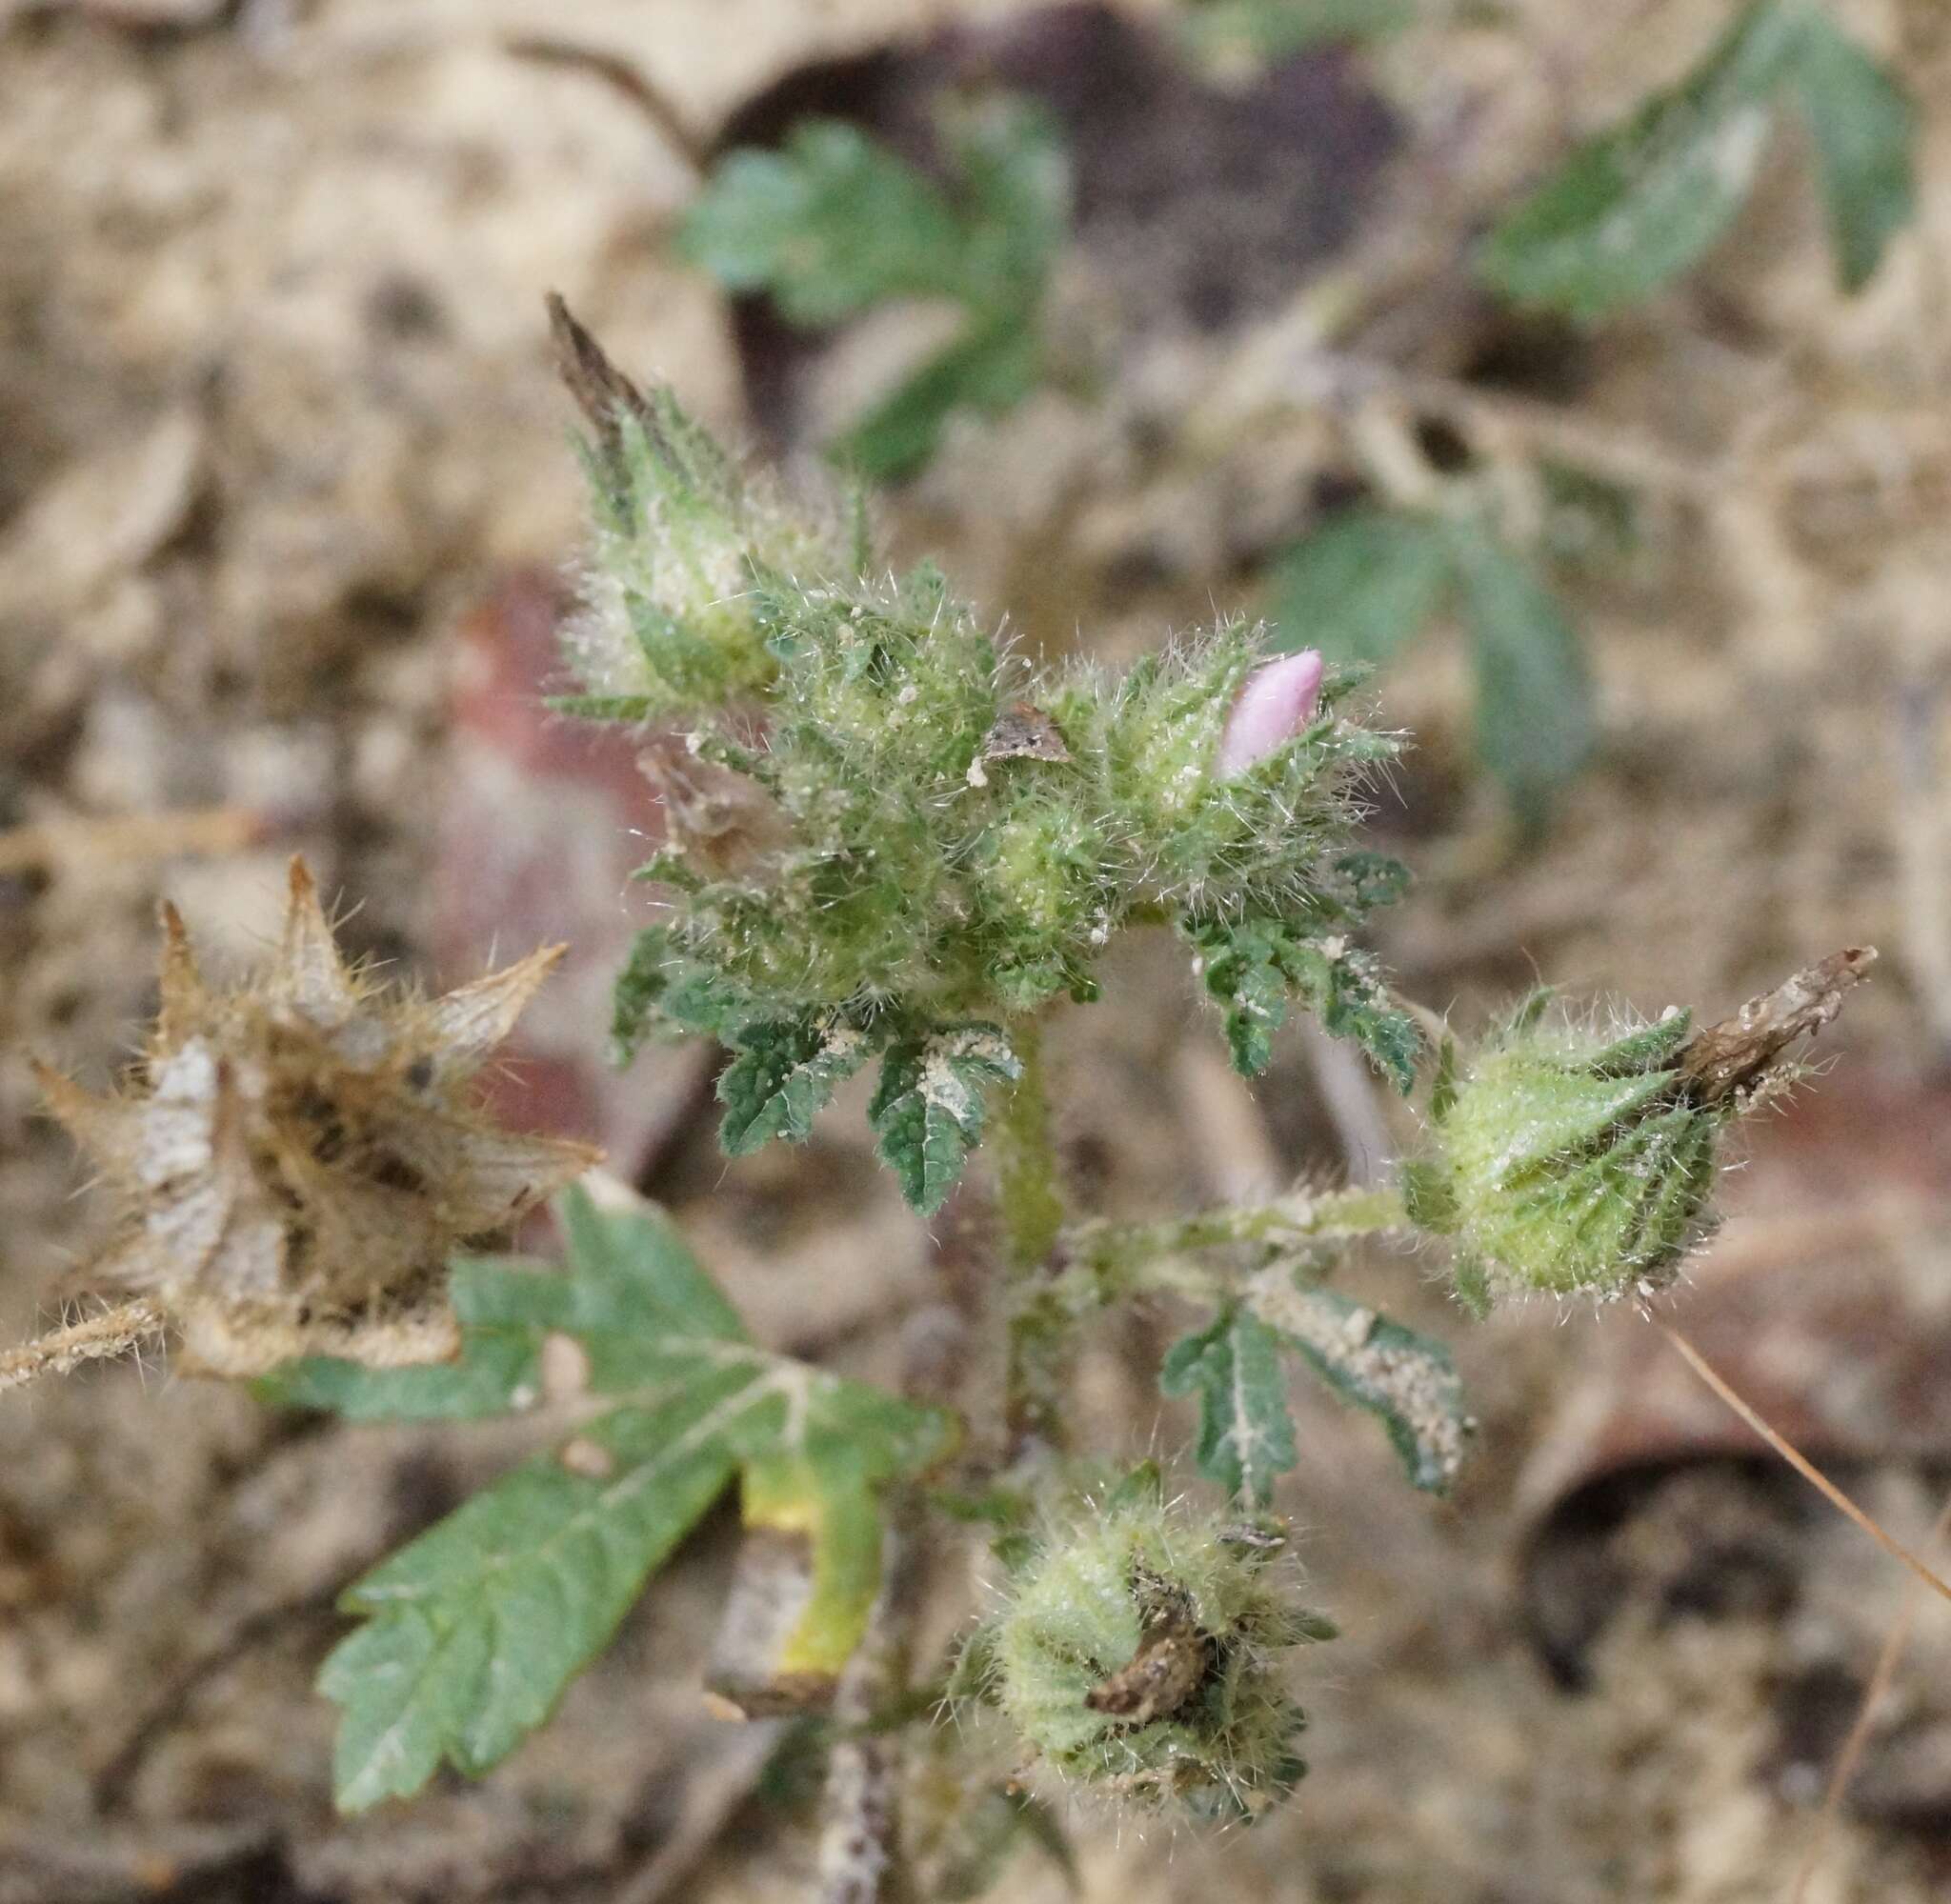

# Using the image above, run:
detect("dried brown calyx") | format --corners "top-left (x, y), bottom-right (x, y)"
top-left (1679, 947), bottom-right (1879, 1108)
top-left (34, 858), bottom-right (600, 1376)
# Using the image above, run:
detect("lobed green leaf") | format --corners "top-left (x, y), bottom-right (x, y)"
top-left (870, 1025), bottom-right (1022, 1214)
top-left (1160, 1307), bottom-right (1299, 1508)
top-left (717, 1013), bottom-right (878, 1154)
top-left (1244, 1273), bottom-right (1473, 1493)
top-left (313, 1191), bottom-right (956, 1809)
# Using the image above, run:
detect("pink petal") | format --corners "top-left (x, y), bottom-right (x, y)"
top-left (1217, 650), bottom-right (1325, 777)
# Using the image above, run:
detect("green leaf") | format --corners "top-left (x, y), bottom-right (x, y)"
top-left (1244, 1273), bottom-right (1472, 1493)
top-left (1189, 915), bottom-right (1292, 1075)
top-left (951, 100), bottom-right (1070, 314)
top-left (717, 1013), bottom-right (877, 1155)
top-left (835, 316), bottom-right (1044, 484)
top-left (869, 1025), bottom-right (1021, 1214)
top-left (611, 928), bottom-right (768, 1064)
top-left (322, 1378), bottom-right (750, 1811)
top-left (1449, 526), bottom-right (1594, 827)
top-left (679, 120), bottom-right (968, 326)
top-left (315, 1190), bottom-right (957, 1809)
top-left (1189, 915), bottom-right (1421, 1092)
top-left (683, 102), bottom-right (1066, 480)
top-left (1478, 0), bottom-right (1806, 318)
top-left (1790, 9), bottom-right (1918, 292)
top-left (1160, 1307), bottom-right (1299, 1508)
top-left (1268, 509), bottom-right (1455, 670)
top-left (1281, 935), bottom-right (1422, 1095)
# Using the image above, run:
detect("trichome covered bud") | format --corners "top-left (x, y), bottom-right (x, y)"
top-left (958, 1472), bottom-right (1331, 1821)
top-left (1407, 951), bottom-right (1877, 1310)
top-left (1217, 649), bottom-right (1326, 778)
top-left (1407, 997), bottom-right (1725, 1307)
top-left (34, 860), bottom-right (598, 1375)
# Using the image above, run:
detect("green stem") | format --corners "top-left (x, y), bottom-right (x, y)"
top-left (994, 1017), bottom-right (1072, 1459)
top-left (1055, 1184), bottom-right (1409, 1315)
top-left (994, 1017), bottom-right (1066, 1273)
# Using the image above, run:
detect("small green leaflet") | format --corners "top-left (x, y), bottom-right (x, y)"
top-left (1242, 1270), bottom-right (1472, 1493)
top-left (1448, 525), bottom-right (1594, 831)
top-left (1187, 914), bottom-right (1421, 1092)
top-left (681, 101), bottom-right (1068, 481)
top-left (1479, 1), bottom-right (1915, 317)
top-left (678, 120), bottom-right (968, 326)
top-left (286, 1189), bottom-right (956, 1811)
top-left (1790, 8), bottom-right (1918, 293)
top-left (1268, 510), bottom-right (1594, 823)
top-left (717, 1013), bottom-right (878, 1154)
top-left (1160, 1307), bottom-right (1299, 1508)
top-left (870, 1025), bottom-right (1022, 1215)
top-left (1269, 508), bottom-right (1455, 671)
top-left (610, 927), bottom-right (770, 1064)
top-left (835, 314), bottom-right (1044, 485)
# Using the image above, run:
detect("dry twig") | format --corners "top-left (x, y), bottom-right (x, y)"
top-left (1657, 1319), bottom-right (1951, 1613)
top-left (1679, 948), bottom-right (1878, 1106)
top-left (0, 1299), bottom-right (165, 1395)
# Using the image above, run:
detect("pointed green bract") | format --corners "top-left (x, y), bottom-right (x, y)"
top-left (305, 1190), bottom-right (956, 1810)
top-left (1417, 1004), bottom-right (1727, 1304)
top-left (1160, 1307), bottom-right (1299, 1508)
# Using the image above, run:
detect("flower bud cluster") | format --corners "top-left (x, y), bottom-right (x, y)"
top-left (555, 336), bottom-right (1400, 1058)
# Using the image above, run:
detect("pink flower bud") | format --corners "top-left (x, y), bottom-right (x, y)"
top-left (1217, 650), bottom-right (1325, 778)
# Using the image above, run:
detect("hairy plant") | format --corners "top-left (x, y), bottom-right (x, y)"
top-left (1, 302), bottom-right (1893, 1902)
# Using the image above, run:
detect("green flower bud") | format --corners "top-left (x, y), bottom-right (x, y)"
top-left (960, 1472), bottom-right (1332, 1821)
top-left (552, 296), bottom-right (840, 719)
top-left (1407, 998), bottom-right (1724, 1306)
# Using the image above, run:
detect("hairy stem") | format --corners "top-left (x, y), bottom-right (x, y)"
top-left (995, 1017), bottom-right (1072, 1460)
top-left (816, 1493), bottom-right (922, 1904)
top-left (0, 1300), bottom-right (165, 1395)
top-left (1055, 1184), bottom-right (1410, 1313)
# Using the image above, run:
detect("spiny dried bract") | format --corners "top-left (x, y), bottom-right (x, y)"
top-left (1406, 998), bottom-right (1725, 1308)
top-left (962, 1474), bottom-right (1330, 1821)
top-left (35, 861), bottom-right (599, 1376)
